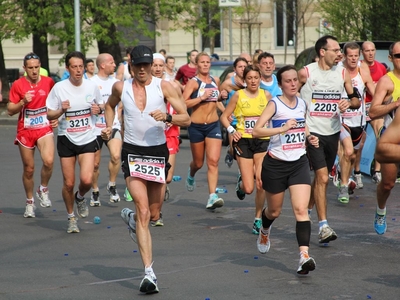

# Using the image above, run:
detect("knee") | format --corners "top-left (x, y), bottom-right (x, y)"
top-left (192, 161), bottom-right (204, 170)
top-left (243, 185), bottom-right (254, 194)
top-left (64, 182), bottom-right (75, 193)
top-left (207, 158), bottom-right (219, 169)
top-left (316, 173), bottom-right (329, 185)
top-left (93, 162), bottom-right (100, 172)
top-left (42, 159), bottom-right (54, 170)
top-left (381, 180), bottom-right (395, 192)
top-left (136, 207), bottom-right (151, 223)
top-left (267, 208), bottom-right (281, 219)
top-left (24, 166), bottom-right (35, 178)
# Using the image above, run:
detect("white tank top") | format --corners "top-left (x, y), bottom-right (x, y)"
top-left (268, 96), bottom-right (307, 161)
top-left (300, 62), bottom-right (345, 135)
top-left (122, 77), bottom-right (166, 146)
top-left (90, 75), bottom-right (121, 133)
top-left (340, 70), bottom-right (366, 127)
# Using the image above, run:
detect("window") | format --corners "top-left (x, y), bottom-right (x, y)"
top-left (275, 0), bottom-right (296, 48)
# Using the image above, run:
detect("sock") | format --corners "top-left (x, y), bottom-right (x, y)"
top-left (68, 213), bottom-right (75, 219)
top-left (76, 192), bottom-right (84, 200)
top-left (39, 185), bottom-right (48, 192)
top-left (377, 206), bottom-right (386, 216)
top-left (92, 188), bottom-right (99, 193)
top-left (26, 198), bottom-right (34, 204)
top-left (319, 220), bottom-right (328, 230)
top-left (145, 262), bottom-right (155, 277)
top-left (354, 170), bottom-right (361, 175)
top-left (209, 193), bottom-right (217, 199)
top-left (374, 170), bottom-right (381, 174)
top-left (108, 181), bottom-right (116, 187)
top-left (261, 208), bottom-right (275, 229)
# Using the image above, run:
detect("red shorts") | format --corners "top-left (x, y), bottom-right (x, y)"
top-left (14, 127), bottom-right (53, 149)
top-left (166, 136), bottom-right (180, 155)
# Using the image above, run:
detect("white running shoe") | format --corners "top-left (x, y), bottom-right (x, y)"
top-left (121, 208), bottom-right (137, 243)
top-left (36, 187), bottom-right (52, 208)
top-left (67, 217), bottom-right (80, 233)
top-left (257, 227), bottom-right (271, 254)
top-left (107, 184), bottom-right (120, 203)
top-left (75, 192), bottom-right (89, 218)
top-left (297, 251), bottom-right (316, 275)
top-left (90, 191), bottom-right (101, 207)
top-left (24, 203), bottom-right (36, 218)
top-left (139, 273), bottom-right (159, 294)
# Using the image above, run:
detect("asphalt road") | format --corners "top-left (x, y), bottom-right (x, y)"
top-left (0, 122), bottom-right (399, 300)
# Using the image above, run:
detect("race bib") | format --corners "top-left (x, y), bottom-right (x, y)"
top-left (65, 108), bottom-right (92, 133)
top-left (310, 92), bottom-right (340, 118)
top-left (244, 116), bottom-right (259, 134)
top-left (95, 113), bottom-right (106, 129)
top-left (202, 87), bottom-right (219, 102)
top-left (24, 106), bottom-right (50, 129)
top-left (279, 119), bottom-right (306, 150)
top-left (128, 154), bottom-right (166, 183)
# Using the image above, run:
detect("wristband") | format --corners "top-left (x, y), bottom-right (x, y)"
top-left (227, 125), bottom-right (236, 134)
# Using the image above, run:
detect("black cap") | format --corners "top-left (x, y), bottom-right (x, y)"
top-left (130, 45), bottom-right (153, 65)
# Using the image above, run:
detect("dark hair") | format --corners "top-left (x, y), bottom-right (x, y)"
top-left (126, 46), bottom-right (134, 55)
top-left (315, 35), bottom-right (338, 58)
top-left (159, 49), bottom-right (166, 55)
top-left (233, 57), bottom-right (248, 68)
top-left (258, 52), bottom-right (275, 63)
top-left (189, 49), bottom-right (199, 56)
top-left (65, 51), bottom-right (85, 67)
top-left (389, 42), bottom-right (400, 56)
top-left (85, 59), bottom-right (94, 67)
top-left (165, 56), bottom-right (175, 63)
top-left (23, 52), bottom-right (40, 66)
top-left (243, 65), bottom-right (261, 79)
top-left (276, 65), bottom-right (297, 85)
top-left (254, 49), bottom-right (263, 54)
top-left (343, 42), bottom-right (360, 56)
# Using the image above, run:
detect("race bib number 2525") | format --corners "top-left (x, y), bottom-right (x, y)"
top-left (128, 154), bottom-right (166, 183)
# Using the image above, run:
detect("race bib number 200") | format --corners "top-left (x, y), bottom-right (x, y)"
top-left (128, 154), bottom-right (166, 183)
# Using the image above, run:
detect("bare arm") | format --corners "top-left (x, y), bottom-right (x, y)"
top-left (159, 80), bottom-right (190, 127)
top-left (297, 68), bottom-right (308, 92)
top-left (116, 64), bottom-right (125, 81)
top-left (375, 108), bottom-right (400, 163)
top-left (360, 62), bottom-right (375, 96)
top-left (104, 81), bottom-right (123, 128)
top-left (182, 79), bottom-right (202, 109)
top-left (369, 75), bottom-right (400, 119)
top-left (343, 70), bottom-right (360, 109)
top-left (252, 101), bottom-right (282, 138)
top-left (220, 92), bottom-right (238, 129)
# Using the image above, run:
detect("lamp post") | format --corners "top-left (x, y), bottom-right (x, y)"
top-left (74, 0), bottom-right (81, 52)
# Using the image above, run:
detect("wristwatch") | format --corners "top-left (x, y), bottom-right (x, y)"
top-left (164, 113), bottom-right (173, 123)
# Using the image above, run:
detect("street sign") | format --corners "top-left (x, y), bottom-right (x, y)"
top-left (219, 0), bottom-right (241, 7)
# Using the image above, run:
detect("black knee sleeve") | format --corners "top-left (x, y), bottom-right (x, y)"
top-left (296, 221), bottom-right (311, 247)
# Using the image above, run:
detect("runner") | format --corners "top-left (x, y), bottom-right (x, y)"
top-left (102, 45), bottom-right (190, 293)
top-left (46, 51), bottom-right (102, 233)
top-left (8, 52), bottom-right (56, 218)
top-left (253, 64), bottom-right (318, 274)
top-left (258, 52), bottom-right (282, 97)
top-left (175, 49), bottom-right (198, 87)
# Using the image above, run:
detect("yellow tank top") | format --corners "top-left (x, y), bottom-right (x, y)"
top-left (387, 72), bottom-right (400, 103)
top-left (234, 89), bottom-right (268, 139)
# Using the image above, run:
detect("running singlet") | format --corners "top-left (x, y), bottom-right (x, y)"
top-left (300, 62), bottom-right (345, 135)
top-left (9, 76), bottom-right (55, 133)
top-left (383, 72), bottom-right (400, 129)
top-left (260, 74), bottom-right (282, 97)
top-left (268, 96), bottom-right (307, 161)
top-left (234, 89), bottom-right (268, 139)
top-left (341, 69), bottom-right (366, 127)
top-left (190, 76), bottom-right (219, 102)
top-left (122, 77), bottom-right (166, 147)
top-left (90, 75), bottom-right (120, 133)
top-left (46, 79), bottom-right (102, 145)
top-left (364, 60), bottom-right (387, 104)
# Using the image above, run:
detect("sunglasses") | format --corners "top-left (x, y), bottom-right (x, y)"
top-left (24, 54), bottom-right (40, 60)
top-left (391, 53), bottom-right (400, 59)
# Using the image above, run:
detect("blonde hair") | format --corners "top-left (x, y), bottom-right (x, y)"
top-left (195, 52), bottom-right (210, 64)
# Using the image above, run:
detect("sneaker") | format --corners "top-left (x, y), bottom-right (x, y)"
top-left (297, 252), bottom-right (316, 275)
top-left (24, 202), bottom-right (36, 218)
top-left (348, 178), bottom-right (356, 195)
top-left (139, 274), bottom-right (159, 294)
top-left (235, 174), bottom-right (246, 200)
top-left (372, 171), bottom-right (381, 184)
top-left (150, 212), bottom-right (164, 227)
top-left (338, 185), bottom-right (349, 204)
top-left (252, 219), bottom-right (262, 235)
top-left (75, 192), bottom-right (89, 218)
top-left (396, 178), bottom-right (400, 184)
top-left (164, 185), bottom-right (170, 201)
top-left (257, 227), bottom-right (271, 254)
top-left (224, 146), bottom-right (233, 168)
top-left (206, 193), bottom-right (224, 209)
top-left (185, 168), bottom-right (195, 192)
top-left (329, 164), bottom-right (336, 180)
top-left (332, 161), bottom-right (340, 187)
top-left (36, 187), bottom-right (52, 208)
top-left (124, 187), bottom-right (133, 202)
top-left (107, 184), bottom-right (120, 203)
top-left (318, 224), bottom-right (337, 243)
top-left (67, 217), bottom-right (80, 233)
top-left (354, 173), bottom-right (363, 189)
top-left (374, 212), bottom-right (387, 235)
top-left (121, 208), bottom-right (137, 243)
top-left (90, 191), bottom-right (101, 207)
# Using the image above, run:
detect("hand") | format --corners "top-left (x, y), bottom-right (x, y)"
top-left (101, 127), bottom-right (112, 140)
top-left (338, 99), bottom-right (350, 113)
top-left (91, 103), bottom-right (100, 115)
top-left (307, 135), bottom-right (319, 148)
top-left (61, 100), bottom-right (71, 112)
top-left (283, 119), bottom-right (298, 132)
top-left (49, 119), bottom-right (58, 128)
top-left (200, 89), bottom-right (213, 101)
top-left (23, 91), bottom-right (33, 104)
top-left (231, 130), bottom-right (242, 142)
top-left (149, 109), bottom-right (165, 122)
top-left (228, 114), bottom-right (234, 123)
top-left (220, 89), bottom-right (228, 100)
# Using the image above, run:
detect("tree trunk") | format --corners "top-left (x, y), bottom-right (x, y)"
top-left (33, 32), bottom-right (50, 74)
top-left (0, 39), bottom-right (10, 102)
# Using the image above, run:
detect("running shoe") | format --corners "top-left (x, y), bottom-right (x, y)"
top-left (318, 224), bottom-right (337, 243)
top-left (75, 192), bottom-right (89, 218)
top-left (332, 163), bottom-right (341, 187)
top-left (124, 187), bottom-right (133, 202)
top-left (90, 191), bottom-right (101, 207)
top-left (107, 184), bottom-right (120, 203)
top-left (328, 164), bottom-right (336, 180)
top-left (374, 212), bottom-right (387, 235)
top-left (150, 212), bottom-right (164, 227)
top-left (24, 202), bottom-right (36, 218)
top-left (224, 146), bottom-right (233, 168)
top-left (396, 178), bottom-right (400, 184)
top-left (67, 217), bottom-right (80, 233)
top-left (235, 174), bottom-right (246, 200)
top-left (164, 185), bottom-right (170, 201)
top-left (372, 171), bottom-right (381, 184)
top-left (297, 251), bottom-right (316, 275)
top-left (139, 273), bottom-right (159, 294)
top-left (36, 187), bottom-right (52, 208)
top-left (338, 185), bottom-right (349, 204)
top-left (185, 167), bottom-right (195, 192)
top-left (252, 218), bottom-right (262, 235)
top-left (121, 208), bottom-right (137, 243)
top-left (206, 193), bottom-right (224, 209)
top-left (348, 178), bottom-right (356, 195)
top-left (257, 227), bottom-right (271, 254)
top-left (354, 173), bottom-right (363, 189)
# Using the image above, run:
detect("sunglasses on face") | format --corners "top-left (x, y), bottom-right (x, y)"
top-left (391, 53), bottom-right (400, 59)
